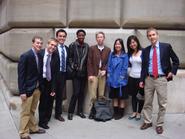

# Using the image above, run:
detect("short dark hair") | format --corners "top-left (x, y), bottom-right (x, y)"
top-left (113, 38), bottom-right (125, 55)
top-left (127, 35), bottom-right (142, 56)
top-left (76, 29), bottom-right (86, 36)
top-left (32, 36), bottom-right (43, 43)
top-left (56, 29), bottom-right (67, 37)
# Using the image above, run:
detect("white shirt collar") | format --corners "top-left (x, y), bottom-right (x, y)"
top-left (97, 45), bottom-right (104, 51)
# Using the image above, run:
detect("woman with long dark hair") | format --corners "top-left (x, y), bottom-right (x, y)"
top-left (127, 35), bottom-right (144, 121)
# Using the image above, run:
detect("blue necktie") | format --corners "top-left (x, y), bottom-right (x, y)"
top-left (46, 54), bottom-right (51, 81)
top-left (61, 46), bottom-right (66, 72)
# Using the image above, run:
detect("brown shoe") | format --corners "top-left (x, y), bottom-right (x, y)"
top-left (55, 115), bottom-right (65, 122)
top-left (30, 128), bottom-right (46, 134)
top-left (140, 123), bottom-right (152, 130)
top-left (20, 136), bottom-right (31, 139)
top-left (156, 126), bottom-right (163, 134)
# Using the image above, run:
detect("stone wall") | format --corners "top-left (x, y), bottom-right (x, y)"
top-left (0, 0), bottom-right (185, 113)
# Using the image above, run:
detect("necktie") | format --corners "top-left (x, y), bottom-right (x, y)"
top-left (35, 53), bottom-right (40, 72)
top-left (46, 54), bottom-right (51, 81)
top-left (61, 46), bottom-right (66, 71)
top-left (152, 46), bottom-right (158, 78)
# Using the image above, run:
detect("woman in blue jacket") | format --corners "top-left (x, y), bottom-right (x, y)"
top-left (107, 38), bottom-right (128, 120)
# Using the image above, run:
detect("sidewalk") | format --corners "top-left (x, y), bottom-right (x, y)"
top-left (29, 113), bottom-right (185, 139)
top-left (1, 88), bottom-right (185, 139)
top-left (0, 89), bottom-right (19, 139)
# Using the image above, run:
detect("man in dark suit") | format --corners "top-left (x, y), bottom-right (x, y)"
top-left (18, 36), bottom-right (45, 139)
top-left (38, 38), bottom-right (58, 129)
top-left (53, 29), bottom-right (69, 122)
top-left (139, 27), bottom-right (179, 134)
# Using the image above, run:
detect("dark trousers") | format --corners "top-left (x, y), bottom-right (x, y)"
top-left (39, 79), bottom-right (54, 124)
top-left (128, 76), bottom-right (144, 113)
top-left (132, 95), bottom-right (144, 113)
top-left (68, 77), bottom-right (86, 114)
top-left (55, 72), bottom-right (66, 116)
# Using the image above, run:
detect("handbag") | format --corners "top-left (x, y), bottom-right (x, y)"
top-left (136, 88), bottom-right (144, 101)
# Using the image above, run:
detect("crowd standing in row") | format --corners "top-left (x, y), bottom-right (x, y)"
top-left (18, 27), bottom-right (179, 139)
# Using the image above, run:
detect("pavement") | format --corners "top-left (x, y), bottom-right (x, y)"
top-left (1, 89), bottom-right (185, 139)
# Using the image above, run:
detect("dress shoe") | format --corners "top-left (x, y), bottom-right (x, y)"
top-left (39, 123), bottom-right (50, 129)
top-left (77, 112), bottom-right (86, 118)
top-left (68, 113), bottom-right (73, 120)
top-left (30, 128), bottom-right (46, 134)
top-left (140, 123), bottom-right (152, 130)
top-left (20, 136), bottom-right (31, 139)
top-left (55, 115), bottom-right (65, 122)
top-left (88, 113), bottom-right (94, 119)
top-left (156, 126), bottom-right (163, 134)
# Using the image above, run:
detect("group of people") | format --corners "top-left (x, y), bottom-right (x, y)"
top-left (18, 27), bottom-right (179, 139)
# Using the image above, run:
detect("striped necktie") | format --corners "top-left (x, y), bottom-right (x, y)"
top-left (61, 46), bottom-right (66, 72)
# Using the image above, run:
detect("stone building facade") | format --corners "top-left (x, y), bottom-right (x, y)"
top-left (0, 0), bottom-right (185, 113)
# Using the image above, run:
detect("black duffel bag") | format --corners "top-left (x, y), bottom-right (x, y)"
top-left (90, 97), bottom-right (113, 122)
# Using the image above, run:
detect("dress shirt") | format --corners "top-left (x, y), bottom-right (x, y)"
top-left (97, 45), bottom-right (104, 68)
top-left (148, 41), bottom-right (164, 75)
top-left (43, 49), bottom-right (52, 78)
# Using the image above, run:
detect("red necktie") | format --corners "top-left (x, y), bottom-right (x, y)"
top-left (152, 46), bottom-right (158, 78)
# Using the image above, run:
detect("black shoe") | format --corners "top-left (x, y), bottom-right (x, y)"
top-left (55, 115), bottom-right (65, 122)
top-left (68, 113), bottom-right (73, 120)
top-left (20, 136), bottom-right (31, 139)
top-left (30, 128), bottom-right (46, 134)
top-left (89, 113), bottom-right (94, 119)
top-left (39, 123), bottom-right (49, 129)
top-left (89, 107), bottom-right (95, 119)
top-left (77, 112), bottom-right (86, 118)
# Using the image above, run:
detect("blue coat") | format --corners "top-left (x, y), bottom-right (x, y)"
top-left (107, 52), bottom-right (128, 88)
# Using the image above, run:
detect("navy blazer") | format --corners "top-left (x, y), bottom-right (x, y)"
top-left (18, 49), bottom-right (42, 97)
top-left (140, 42), bottom-right (179, 82)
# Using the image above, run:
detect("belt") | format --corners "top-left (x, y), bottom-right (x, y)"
top-left (148, 74), bottom-right (166, 79)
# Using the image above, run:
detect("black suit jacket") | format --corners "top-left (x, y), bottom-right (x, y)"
top-left (53, 45), bottom-right (69, 90)
top-left (39, 49), bottom-right (57, 92)
top-left (18, 49), bottom-right (42, 97)
top-left (140, 42), bottom-right (180, 82)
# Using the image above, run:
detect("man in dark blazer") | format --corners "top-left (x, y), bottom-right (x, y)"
top-left (38, 38), bottom-right (58, 129)
top-left (18, 36), bottom-right (45, 139)
top-left (53, 29), bottom-right (69, 122)
top-left (139, 27), bottom-right (179, 134)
